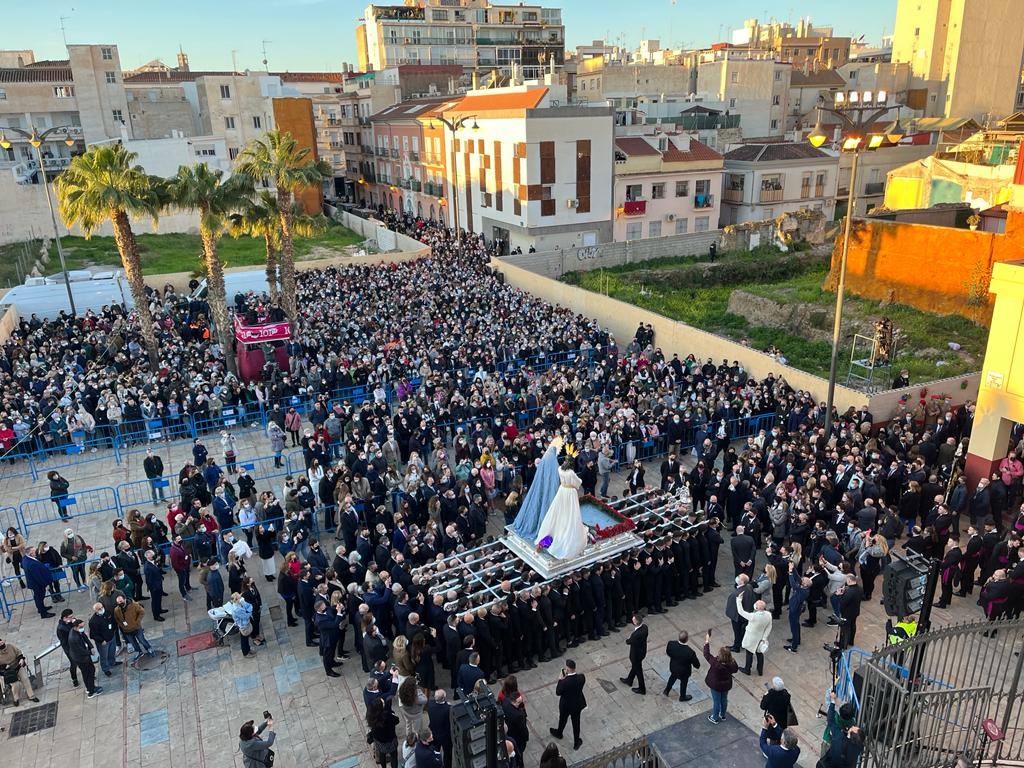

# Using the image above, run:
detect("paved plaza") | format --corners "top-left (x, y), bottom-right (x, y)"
top-left (0, 432), bottom-right (979, 768)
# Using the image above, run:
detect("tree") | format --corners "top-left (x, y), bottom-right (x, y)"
top-left (56, 144), bottom-right (165, 368)
top-left (235, 130), bottom-right (331, 319)
top-left (229, 191), bottom-right (329, 304)
top-left (167, 163), bottom-right (250, 376)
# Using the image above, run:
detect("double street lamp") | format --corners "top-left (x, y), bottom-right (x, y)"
top-left (428, 115), bottom-right (479, 233)
top-left (0, 125), bottom-right (80, 316)
top-left (806, 90), bottom-right (904, 439)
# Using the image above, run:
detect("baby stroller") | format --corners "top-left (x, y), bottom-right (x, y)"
top-left (208, 605), bottom-right (238, 646)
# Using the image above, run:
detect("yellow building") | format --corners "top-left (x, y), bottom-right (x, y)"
top-left (891, 0), bottom-right (1024, 121)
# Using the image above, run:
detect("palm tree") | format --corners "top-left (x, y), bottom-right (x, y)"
top-left (229, 192), bottom-right (329, 304)
top-left (167, 163), bottom-right (250, 376)
top-left (235, 130), bottom-right (331, 319)
top-left (56, 144), bottom-right (165, 368)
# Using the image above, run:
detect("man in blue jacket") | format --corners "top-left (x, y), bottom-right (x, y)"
top-left (784, 564), bottom-right (811, 653)
top-left (759, 715), bottom-right (800, 768)
top-left (22, 546), bottom-right (54, 618)
top-left (819, 692), bottom-right (865, 768)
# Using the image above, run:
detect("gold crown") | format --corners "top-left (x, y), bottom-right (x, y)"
top-left (564, 442), bottom-right (579, 458)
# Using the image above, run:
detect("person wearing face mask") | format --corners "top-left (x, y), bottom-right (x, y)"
top-left (88, 602), bottom-right (119, 676)
top-left (0, 637), bottom-right (39, 705)
top-left (114, 595), bottom-right (155, 661)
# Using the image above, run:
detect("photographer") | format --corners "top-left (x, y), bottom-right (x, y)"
top-left (239, 713), bottom-right (275, 768)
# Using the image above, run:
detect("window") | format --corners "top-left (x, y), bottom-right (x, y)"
top-left (625, 222), bottom-right (643, 240)
top-left (101, 47), bottom-right (113, 60)
top-left (695, 179), bottom-right (711, 196)
top-left (675, 218), bottom-right (688, 234)
top-left (53, 86), bottom-right (74, 98)
top-left (111, 109), bottom-right (123, 123)
top-left (648, 221), bottom-right (662, 238)
top-left (0, 89), bottom-right (5, 100)
top-left (105, 71), bottom-right (117, 84)
top-left (674, 180), bottom-right (689, 197)
top-left (770, 119), bottom-right (779, 130)
top-left (730, 72), bottom-right (738, 83)
top-left (433, 9), bottom-right (448, 20)
top-left (220, 85), bottom-right (231, 99)
top-left (800, 173), bottom-right (811, 198)
top-left (196, 147), bottom-right (216, 156)
top-left (729, 98), bottom-right (736, 108)
top-left (253, 116), bottom-right (262, 129)
top-left (228, 147), bottom-right (239, 160)
top-left (772, 95), bottom-right (780, 105)
top-left (774, 70), bottom-right (782, 80)
top-left (225, 116), bottom-right (236, 129)
top-left (524, 11), bottom-right (538, 20)
top-left (695, 216), bottom-right (709, 232)
top-left (625, 183), bottom-right (642, 201)
top-left (651, 183), bottom-right (665, 199)
top-left (541, 198), bottom-right (556, 216)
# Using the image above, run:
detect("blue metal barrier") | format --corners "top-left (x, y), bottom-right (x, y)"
top-left (116, 474), bottom-right (182, 509)
top-left (32, 434), bottom-right (120, 470)
top-left (19, 485), bottom-right (120, 530)
top-left (0, 449), bottom-right (39, 482)
top-left (0, 506), bottom-right (23, 537)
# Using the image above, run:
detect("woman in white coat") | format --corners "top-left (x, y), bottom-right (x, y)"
top-left (735, 596), bottom-right (772, 676)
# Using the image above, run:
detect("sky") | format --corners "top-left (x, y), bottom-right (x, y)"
top-left (2, 0), bottom-right (898, 73)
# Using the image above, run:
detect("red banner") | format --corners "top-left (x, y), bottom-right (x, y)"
top-left (233, 315), bottom-right (291, 344)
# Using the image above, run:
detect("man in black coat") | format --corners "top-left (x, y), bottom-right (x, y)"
top-left (619, 613), bottom-right (649, 694)
top-left (297, 570), bottom-right (317, 646)
top-left (314, 601), bottom-right (343, 677)
top-left (457, 651), bottom-right (485, 694)
top-left (501, 689), bottom-right (530, 758)
top-left (663, 630), bottom-right (700, 701)
top-left (427, 690), bottom-right (453, 768)
top-left (143, 550), bottom-right (167, 621)
top-left (731, 525), bottom-right (756, 578)
top-left (549, 659), bottom-right (587, 751)
top-left (835, 575), bottom-right (864, 649)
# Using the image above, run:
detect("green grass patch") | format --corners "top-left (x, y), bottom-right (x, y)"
top-left (570, 259), bottom-right (987, 382)
top-left (0, 239), bottom-right (44, 290)
top-left (42, 223), bottom-right (361, 276)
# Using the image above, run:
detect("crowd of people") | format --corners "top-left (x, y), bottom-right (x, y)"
top-left (0, 209), bottom-right (1022, 768)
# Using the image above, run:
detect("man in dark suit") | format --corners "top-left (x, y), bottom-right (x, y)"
top-left (663, 630), bottom-right (700, 701)
top-left (730, 525), bottom-right (756, 577)
top-left (501, 689), bottom-right (530, 759)
top-left (297, 570), bottom-right (317, 647)
top-left (414, 729), bottom-right (445, 768)
top-left (427, 690), bottom-right (453, 768)
top-left (619, 613), bottom-right (649, 694)
top-left (457, 651), bottom-right (485, 695)
top-left (549, 659), bottom-right (586, 751)
top-left (314, 600), bottom-right (343, 677)
top-left (143, 550), bottom-right (167, 621)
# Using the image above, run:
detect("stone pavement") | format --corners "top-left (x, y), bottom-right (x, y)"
top-left (0, 434), bottom-right (981, 768)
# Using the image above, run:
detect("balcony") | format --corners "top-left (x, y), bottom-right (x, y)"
top-left (361, 144), bottom-right (374, 155)
top-left (723, 188), bottom-right (744, 203)
top-left (410, 180), bottom-right (422, 192)
top-left (759, 188), bottom-right (784, 203)
top-left (359, 117), bottom-right (370, 126)
top-left (693, 194), bottom-right (714, 209)
top-left (390, 148), bottom-right (399, 159)
top-left (325, 117), bottom-right (357, 127)
top-left (329, 141), bottom-right (345, 150)
top-left (864, 181), bottom-right (885, 196)
top-left (814, 184), bottom-right (826, 198)
top-left (408, 150), bottom-right (419, 161)
top-left (622, 200), bottom-right (647, 216)
top-left (376, 147), bottom-right (389, 158)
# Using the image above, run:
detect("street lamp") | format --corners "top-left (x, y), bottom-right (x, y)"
top-left (429, 115), bottom-right (479, 233)
top-left (0, 125), bottom-right (79, 316)
top-left (806, 90), bottom-right (902, 438)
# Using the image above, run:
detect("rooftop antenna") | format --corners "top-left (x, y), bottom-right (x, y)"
top-left (59, 15), bottom-right (71, 46)
top-left (261, 39), bottom-right (272, 71)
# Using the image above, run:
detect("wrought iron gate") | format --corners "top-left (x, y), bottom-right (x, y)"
top-left (856, 618), bottom-right (1024, 767)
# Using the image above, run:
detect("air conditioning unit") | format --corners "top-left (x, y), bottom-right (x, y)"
top-left (665, 213), bottom-right (676, 221)
top-left (566, 198), bottom-right (578, 208)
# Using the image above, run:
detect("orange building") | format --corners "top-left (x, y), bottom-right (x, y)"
top-left (271, 97), bottom-right (323, 215)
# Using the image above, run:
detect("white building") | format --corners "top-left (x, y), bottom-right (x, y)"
top-left (121, 133), bottom-right (232, 177)
top-left (445, 83), bottom-right (614, 252)
top-left (613, 132), bottom-right (723, 240)
top-left (721, 141), bottom-right (838, 224)
top-left (695, 49), bottom-right (791, 137)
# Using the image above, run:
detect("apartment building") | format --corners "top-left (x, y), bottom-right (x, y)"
top-left (732, 18), bottom-right (850, 70)
top-left (787, 68), bottom-right (847, 132)
top-left (695, 49), bottom-right (791, 137)
top-left (0, 44), bottom-right (130, 183)
top-left (721, 142), bottom-right (838, 224)
top-left (358, 0), bottom-right (564, 80)
top-left (574, 59), bottom-right (694, 105)
top-left (891, 0), bottom-right (1024, 120)
top-left (613, 132), bottom-right (723, 240)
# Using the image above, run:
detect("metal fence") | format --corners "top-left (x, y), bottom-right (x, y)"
top-left (570, 736), bottom-right (666, 768)
top-left (854, 617), bottom-right (1024, 768)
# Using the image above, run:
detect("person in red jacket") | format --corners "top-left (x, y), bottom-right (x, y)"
top-left (169, 537), bottom-right (193, 600)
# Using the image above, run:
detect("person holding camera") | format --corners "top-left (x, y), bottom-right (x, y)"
top-left (239, 713), bottom-right (275, 768)
top-left (549, 659), bottom-right (586, 751)
top-left (759, 713), bottom-right (800, 768)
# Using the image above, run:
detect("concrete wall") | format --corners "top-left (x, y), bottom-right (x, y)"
top-left (501, 229), bottom-right (721, 279)
top-left (829, 210), bottom-right (1024, 324)
top-left (333, 209), bottom-right (425, 252)
top-left (0, 304), bottom-right (18, 343)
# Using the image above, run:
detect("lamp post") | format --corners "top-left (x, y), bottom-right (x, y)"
top-left (430, 115), bottom-right (479, 234)
top-left (806, 90), bottom-right (903, 439)
top-left (0, 125), bottom-right (80, 316)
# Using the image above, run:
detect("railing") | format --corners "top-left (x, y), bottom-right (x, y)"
top-left (329, 141), bottom-right (345, 150)
top-left (390, 148), bottom-right (399, 159)
top-left (408, 150), bottom-right (419, 161)
top-left (723, 188), bottom-right (744, 203)
top-left (359, 117), bottom-right (370, 126)
top-left (759, 188), bottom-right (784, 203)
top-left (622, 200), bottom-right (647, 216)
top-left (570, 736), bottom-right (667, 768)
top-left (410, 179), bottom-right (422, 192)
top-left (360, 144), bottom-right (374, 155)
top-left (865, 181), bottom-right (885, 195)
top-left (814, 183), bottom-right (826, 197)
top-left (376, 147), bottom-right (389, 158)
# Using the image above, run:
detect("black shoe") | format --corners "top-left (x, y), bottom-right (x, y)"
top-left (801, 621), bottom-right (815, 628)
top-left (784, 645), bottom-right (798, 653)
top-left (104, 670), bottom-right (113, 677)
top-left (52, 595), bottom-right (65, 602)
top-left (740, 668), bottom-right (751, 675)
top-left (72, 679), bottom-right (80, 688)
top-left (40, 611), bottom-right (54, 619)
top-left (10, 699), bottom-right (18, 707)
top-left (935, 603), bottom-right (949, 609)
top-left (619, 677), bottom-right (631, 685)
top-left (287, 621), bottom-right (298, 627)
top-left (631, 687), bottom-right (645, 695)
top-left (573, 740), bottom-right (583, 751)
top-left (549, 728), bottom-right (562, 739)
top-left (728, 646), bottom-right (741, 653)
top-left (680, 695), bottom-right (692, 702)
top-left (29, 697), bottom-right (39, 702)
top-left (326, 671), bottom-right (341, 677)
top-left (826, 617), bottom-right (840, 626)
top-left (306, 642), bottom-right (318, 647)
top-left (154, 616), bottom-right (165, 622)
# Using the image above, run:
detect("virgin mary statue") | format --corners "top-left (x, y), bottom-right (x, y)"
top-left (533, 448), bottom-right (588, 561)
top-left (510, 439), bottom-right (560, 542)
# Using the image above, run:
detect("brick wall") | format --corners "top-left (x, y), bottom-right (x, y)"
top-left (827, 210), bottom-right (1024, 325)
top-left (501, 230), bottom-right (721, 279)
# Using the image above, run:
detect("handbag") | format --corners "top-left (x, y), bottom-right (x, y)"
top-left (786, 701), bottom-right (799, 727)
top-left (239, 623), bottom-right (253, 637)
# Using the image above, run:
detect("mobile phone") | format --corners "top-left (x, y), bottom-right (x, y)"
top-left (263, 710), bottom-right (272, 720)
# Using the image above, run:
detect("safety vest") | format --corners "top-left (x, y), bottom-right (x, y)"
top-left (888, 619), bottom-right (918, 645)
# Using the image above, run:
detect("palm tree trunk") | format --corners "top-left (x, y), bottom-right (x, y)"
top-left (200, 219), bottom-right (237, 376)
top-left (111, 209), bottom-right (159, 368)
top-left (277, 189), bottom-right (297, 321)
top-left (264, 235), bottom-right (280, 304)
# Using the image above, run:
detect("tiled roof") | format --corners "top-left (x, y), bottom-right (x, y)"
top-left (790, 69), bottom-right (846, 88)
top-left (372, 96), bottom-right (454, 121)
top-left (0, 66), bottom-right (73, 83)
top-left (124, 69), bottom-right (232, 83)
top-left (446, 87), bottom-right (548, 113)
top-left (25, 59), bottom-right (70, 68)
top-left (614, 137), bottom-right (660, 157)
top-left (724, 143), bottom-right (832, 162)
top-left (663, 137), bottom-right (724, 162)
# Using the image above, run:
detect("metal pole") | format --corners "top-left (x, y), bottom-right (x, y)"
top-left (35, 141), bottom-right (77, 317)
top-left (823, 147), bottom-right (858, 439)
top-left (449, 121), bottom-right (460, 234)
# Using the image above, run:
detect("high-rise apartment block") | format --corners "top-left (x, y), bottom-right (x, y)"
top-left (357, 1), bottom-right (564, 81)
